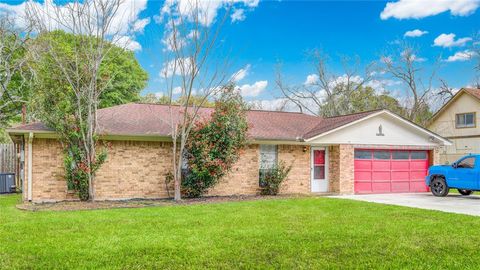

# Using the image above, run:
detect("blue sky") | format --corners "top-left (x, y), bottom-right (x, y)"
top-left (133, 0), bottom-right (480, 105)
top-left (1, 0), bottom-right (479, 108)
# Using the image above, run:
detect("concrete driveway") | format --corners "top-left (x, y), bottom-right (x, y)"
top-left (330, 193), bottom-right (480, 216)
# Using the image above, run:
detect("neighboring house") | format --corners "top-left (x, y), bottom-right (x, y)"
top-left (429, 88), bottom-right (480, 164)
top-left (7, 103), bottom-right (450, 203)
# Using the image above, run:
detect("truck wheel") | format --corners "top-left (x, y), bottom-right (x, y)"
top-left (431, 177), bottom-right (449, 197)
top-left (458, 189), bottom-right (473, 196)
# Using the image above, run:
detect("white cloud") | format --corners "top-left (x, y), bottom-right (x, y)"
top-left (400, 50), bottom-right (427, 62)
top-left (444, 50), bottom-right (475, 62)
top-left (411, 54), bottom-right (427, 62)
top-left (0, 0), bottom-right (148, 34)
top-left (172, 86), bottom-right (183, 95)
top-left (249, 98), bottom-right (301, 112)
top-left (381, 0), bottom-right (480, 20)
top-left (161, 31), bottom-right (187, 52)
top-left (0, 0), bottom-right (148, 47)
top-left (366, 79), bottom-right (403, 94)
top-left (330, 74), bottom-right (363, 88)
top-left (133, 17), bottom-right (151, 34)
top-left (434, 33), bottom-right (472, 48)
top-left (404, 29), bottom-right (428, 38)
top-left (154, 92), bottom-right (164, 98)
top-left (160, 57), bottom-right (195, 78)
top-left (237, 80), bottom-right (267, 97)
top-left (113, 36), bottom-right (142, 51)
top-left (304, 74), bottom-right (319, 85)
top-left (231, 8), bottom-right (246, 22)
top-left (187, 30), bottom-right (199, 39)
top-left (231, 64), bottom-right (250, 82)
top-left (160, 0), bottom-right (260, 26)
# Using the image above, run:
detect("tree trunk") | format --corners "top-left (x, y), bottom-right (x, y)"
top-left (174, 170), bottom-right (181, 201)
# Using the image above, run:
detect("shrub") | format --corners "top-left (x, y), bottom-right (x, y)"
top-left (259, 161), bottom-right (292, 196)
top-left (182, 86), bottom-right (249, 198)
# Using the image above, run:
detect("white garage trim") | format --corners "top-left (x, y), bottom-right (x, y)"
top-left (305, 110), bottom-right (451, 146)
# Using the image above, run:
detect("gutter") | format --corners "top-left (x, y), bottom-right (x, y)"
top-left (27, 132), bottom-right (33, 202)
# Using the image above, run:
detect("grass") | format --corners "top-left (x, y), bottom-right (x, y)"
top-left (1, 194), bottom-right (480, 269)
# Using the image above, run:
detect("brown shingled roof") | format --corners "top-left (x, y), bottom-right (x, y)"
top-left (303, 109), bottom-right (382, 139)
top-left (8, 103), bottom-right (385, 141)
top-left (464, 88), bottom-right (480, 100)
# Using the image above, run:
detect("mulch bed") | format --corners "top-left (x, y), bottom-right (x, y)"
top-left (16, 193), bottom-right (326, 212)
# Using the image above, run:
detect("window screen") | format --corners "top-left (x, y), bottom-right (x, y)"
top-left (260, 145), bottom-right (278, 169)
top-left (456, 113), bottom-right (475, 128)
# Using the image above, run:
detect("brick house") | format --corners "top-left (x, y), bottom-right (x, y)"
top-left (7, 103), bottom-right (450, 202)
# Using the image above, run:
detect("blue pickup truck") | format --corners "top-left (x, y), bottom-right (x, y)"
top-left (426, 154), bottom-right (479, 197)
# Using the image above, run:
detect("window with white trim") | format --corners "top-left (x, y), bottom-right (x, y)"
top-left (259, 145), bottom-right (278, 170)
top-left (456, 113), bottom-right (475, 128)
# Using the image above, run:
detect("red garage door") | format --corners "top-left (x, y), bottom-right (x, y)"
top-left (354, 149), bottom-right (429, 194)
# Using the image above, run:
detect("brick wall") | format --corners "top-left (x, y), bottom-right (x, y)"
top-left (94, 140), bottom-right (174, 200)
top-left (27, 139), bottom-right (312, 202)
top-left (31, 138), bottom-right (68, 202)
top-left (429, 148), bottom-right (440, 166)
top-left (208, 145), bottom-right (260, 196)
top-left (278, 145), bottom-right (310, 194)
top-left (26, 139), bottom-right (443, 202)
top-left (338, 145), bottom-right (355, 194)
top-left (328, 145), bottom-right (354, 194)
top-left (328, 145), bottom-right (340, 193)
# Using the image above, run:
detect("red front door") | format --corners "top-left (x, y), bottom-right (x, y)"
top-left (354, 149), bottom-right (429, 194)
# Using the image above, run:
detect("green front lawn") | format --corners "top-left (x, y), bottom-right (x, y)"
top-left (1, 194), bottom-right (479, 269)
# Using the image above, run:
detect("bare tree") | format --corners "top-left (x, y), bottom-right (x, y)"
top-left (277, 49), bottom-right (375, 116)
top-left (159, 1), bottom-right (234, 201)
top-left (25, 0), bottom-right (127, 200)
top-left (381, 42), bottom-right (438, 125)
top-left (435, 79), bottom-right (456, 105)
top-left (0, 15), bottom-right (31, 126)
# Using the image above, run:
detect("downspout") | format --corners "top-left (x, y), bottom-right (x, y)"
top-left (27, 132), bottom-right (33, 202)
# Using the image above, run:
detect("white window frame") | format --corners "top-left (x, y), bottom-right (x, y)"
top-left (259, 145), bottom-right (278, 170)
top-left (456, 112), bottom-right (476, 128)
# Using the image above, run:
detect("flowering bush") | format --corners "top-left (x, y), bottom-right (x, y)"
top-left (182, 86), bottom-right (249, 198)
top-left (60, 117), bottom-right (108, 201)
top-left (259, 161), bottom-right (292, 196)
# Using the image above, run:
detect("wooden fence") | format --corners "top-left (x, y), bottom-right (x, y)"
top-left (0, 144), bottom-right (16, 173)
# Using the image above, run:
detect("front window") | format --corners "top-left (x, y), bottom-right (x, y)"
top-left (456, 113), bottom-right (475, 128)
top-left (457, 157), bottom-right (475, 169)
top-left (260, 145), bottom-right (278, 170)
top-left (259, 145), bottom-right (278, 184)
top-left (181, 151), bottom-right (190, 179)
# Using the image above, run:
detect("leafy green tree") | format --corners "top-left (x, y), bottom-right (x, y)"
top-left (319, 84), bottom-right (404, 117)
top-left (30, 31), bottom-right (148, 111)
top-left (140, 93), bottom-right (215, 107)
top-left (99, 45), bottom-right (148, 108)
top-left (29, 29), bottom-right (147, 200)
top-left (182, 86), bottom-right (249, 197)
top-left (0, 16), bottom-right (32, 142)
